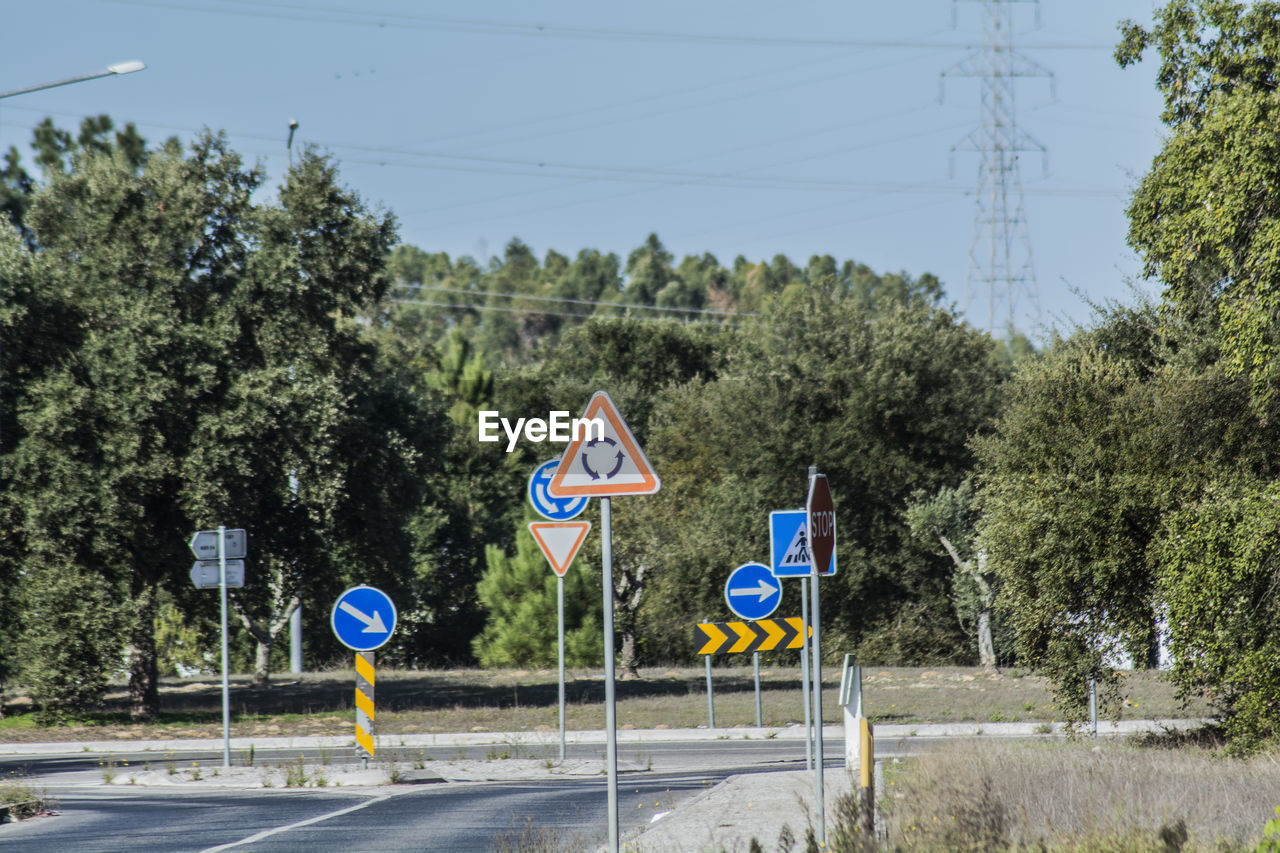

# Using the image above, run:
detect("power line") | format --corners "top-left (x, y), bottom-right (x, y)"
top-left (110, 0), bottom-right (1114, 50)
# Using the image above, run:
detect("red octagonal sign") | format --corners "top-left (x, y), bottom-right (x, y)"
top-left (806, 474), bottom-right (835, 577)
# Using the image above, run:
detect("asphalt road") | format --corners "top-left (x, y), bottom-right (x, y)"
top-left (3, 768), bottom-right (785, 852)
top-left (0, 737), bottom-right (929, 852)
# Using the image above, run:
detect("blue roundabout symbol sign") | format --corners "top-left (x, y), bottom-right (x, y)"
top-left (528, 459), bottom-right (589, 521)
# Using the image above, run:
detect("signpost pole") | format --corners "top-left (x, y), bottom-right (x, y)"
top-left (558, 573), bottom-right (566, 762)
top-left (801, 577), bottom-right (812, 771)
top-left (808, 467), bottom-right (826, 846)
top-left (753, 652), bottom-right (762, 728)
top-left (601, 497), bottom-right (619, 853)
top-left (218, 525), bottom-right (231, 769)
top-left (705, 653), bottom-right (715, 728)
top-left (811, 561), bottom-right (825, 843)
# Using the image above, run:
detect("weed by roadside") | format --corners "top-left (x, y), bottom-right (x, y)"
top-left (0, 774), bottom-right (54, 822)
top-left (492, 816), bottom-right (588, 853)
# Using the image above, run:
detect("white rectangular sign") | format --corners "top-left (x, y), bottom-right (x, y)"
top-left (190, 559), bottom-right (245, 589)
top-left (190, 529), bottom-right (247, 560)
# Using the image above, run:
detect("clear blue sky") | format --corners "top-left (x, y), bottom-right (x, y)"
top-left (1, 0), bottom-right (1167, 340)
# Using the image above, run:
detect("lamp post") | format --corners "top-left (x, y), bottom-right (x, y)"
top-left (0, 60), bottom-right (146, 452)
top-left (0, 60), bottom-right (146, 101)
top-left (287, 118), bottom-right (304, 675)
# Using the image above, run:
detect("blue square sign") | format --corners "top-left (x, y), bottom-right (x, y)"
top-left (769, 510), bottom-right (836, 577)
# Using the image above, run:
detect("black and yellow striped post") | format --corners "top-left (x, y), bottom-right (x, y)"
top-left (859, 717), bottom-right (874, 837)
top-left (355, 652), bottom-right (375, 758)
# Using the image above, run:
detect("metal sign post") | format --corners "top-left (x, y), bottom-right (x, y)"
top-left (526, 519), bottom-right (591, 763)
top-left (187, 527), bottom-right (246, 769)
top-left (558, 573), bottom-right (566, 761)
top-left (218, 525), bottom-right (231, 769)
top-left (547, 392), bottom-right (659, 853)
top-left (801, 576), bottom-right (812, 771)
top-left (753, 652), bottom-right (762, 727)
top-left (705, 653), bottom-right (715, 728)
top-left (600, 496), bottom-right (619, 853)
top-left (807, 468), bottom-right (837, 846)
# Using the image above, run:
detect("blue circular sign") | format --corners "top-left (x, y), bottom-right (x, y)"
top-left (331, 585), bottom-right (397, 652)
top-left (724, 562), bottom-right (782, 621)
top-left (528, 459), bottom-right (588, 521)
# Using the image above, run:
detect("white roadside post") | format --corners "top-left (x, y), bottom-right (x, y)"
top-left (840, 654), bottom-right (864, 770)
top-left (546, 391), bottom-right (660, 853)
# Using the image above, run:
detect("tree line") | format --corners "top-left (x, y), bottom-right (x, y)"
top-left (4, 0), bottom-right (1280, 752)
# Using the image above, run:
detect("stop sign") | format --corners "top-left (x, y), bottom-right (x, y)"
top-left (807, 474), bottom-right (835, 577)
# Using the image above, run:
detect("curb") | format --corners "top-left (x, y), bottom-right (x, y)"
top-left (0, 719), bottom-right (1206, 757)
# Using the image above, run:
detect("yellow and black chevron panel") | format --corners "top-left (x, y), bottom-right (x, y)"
top-left (695, 617), bottom-right (806, 655)
top-left (355, 651), bottom-right (375, 757)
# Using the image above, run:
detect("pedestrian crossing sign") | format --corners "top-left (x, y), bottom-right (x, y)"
top-left (769, 509), bottom-right (836, 577)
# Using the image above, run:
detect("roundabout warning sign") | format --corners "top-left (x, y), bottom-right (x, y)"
top-left (547, 391), bottom-right (660, 498)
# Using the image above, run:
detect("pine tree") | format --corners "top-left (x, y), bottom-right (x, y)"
top-left (472, 512), bottom-right (601, 668)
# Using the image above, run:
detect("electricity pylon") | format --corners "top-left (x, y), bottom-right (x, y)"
top-left (941, 0), bottom-right (1052, 335)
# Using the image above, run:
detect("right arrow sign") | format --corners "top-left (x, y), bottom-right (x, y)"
top-left (807, 474), bottom-right (835, 578)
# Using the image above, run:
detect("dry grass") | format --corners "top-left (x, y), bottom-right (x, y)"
top-left (0, 665), bottom-right (1209, 742)
top-left (882, 737), bottom-right (1280, 851)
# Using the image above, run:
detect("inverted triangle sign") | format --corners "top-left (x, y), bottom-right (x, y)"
top-left (529, 521), bottom-right (592, 576)
top-left (546, 391), bottom-right (660, 497)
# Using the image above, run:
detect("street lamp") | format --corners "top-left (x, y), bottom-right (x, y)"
top-left (0, 60), bottom-right (146, 101)
top-left (287, 117), bottom-right (303, 675)
top-left (287, 118), bottom-right (298, 170)
top-left (0, 60), bottom-right (147, 452)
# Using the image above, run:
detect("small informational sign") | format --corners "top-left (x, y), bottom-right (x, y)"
top-left (190, 559), bottom-right (245, 589)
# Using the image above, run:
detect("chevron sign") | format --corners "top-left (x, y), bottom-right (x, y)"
top-left (695, 617), bottom-right (807, 655)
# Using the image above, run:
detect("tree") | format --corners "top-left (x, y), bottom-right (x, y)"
top-left (637, 278), bottom-right (1005, 663)
top-left (1119, 0), bottom-right (1280, 413)
top-left (623, 233), bottom-right (675, 306)
top-left (1157, 478), bottom-right (1280, 746)
top-left (472, 513), bottom-right (602, 668)
top-left (974, 326), bottom-right (1163, 715)
top-left (3, 128), bottom-right (441, 715)
top-left (905, 479), bottom-right (997, 669)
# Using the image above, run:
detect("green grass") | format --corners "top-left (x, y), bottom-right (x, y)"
top-left (0, 665), bottom-right (1211, 742)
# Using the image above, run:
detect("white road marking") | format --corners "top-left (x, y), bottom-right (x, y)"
top-left (199, 793), bottom-right (394, 852)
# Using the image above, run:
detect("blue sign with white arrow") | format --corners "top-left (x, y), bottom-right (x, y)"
top-left (529, 459), bottom-right (589, 521)
top-left (724, 562), bottom-right (782, 621)
top-left (331, 585), bottom-right (397, 652)
top-left (769, 509), bottom-right (837, 578)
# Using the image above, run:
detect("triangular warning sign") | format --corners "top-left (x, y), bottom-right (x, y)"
top-left (780, 525), bottom-right (810, 567)
top-left (546, 391), bottom-right (660, 497)
top-left (529, 521), bottom-right (591, 577)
